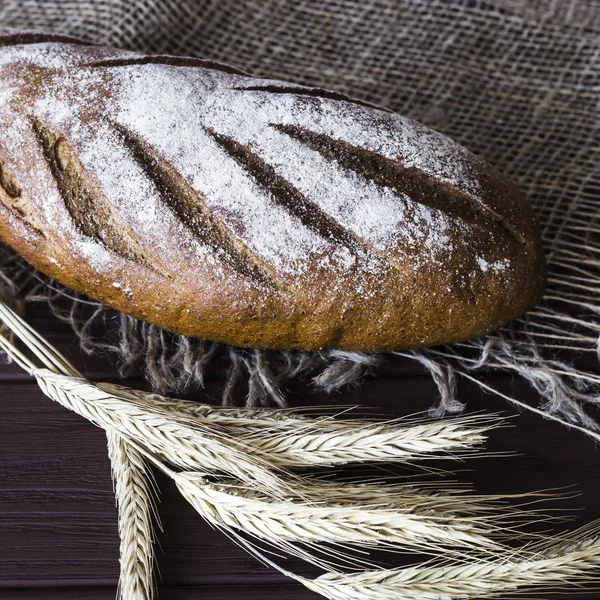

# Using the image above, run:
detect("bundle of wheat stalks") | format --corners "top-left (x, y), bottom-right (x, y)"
top-left (1, 300), bottom-right (600, 600)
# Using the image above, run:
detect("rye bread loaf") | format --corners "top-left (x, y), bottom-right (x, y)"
top-left (0, 27), bottom-right (546, 352)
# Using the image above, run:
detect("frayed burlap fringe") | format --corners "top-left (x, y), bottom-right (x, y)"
top-left (0, 248), bottom-right (381, 407)
top-left (4, 243), bottom-right (600, 444)
top-left (0, 0), bottom-right (599, 436)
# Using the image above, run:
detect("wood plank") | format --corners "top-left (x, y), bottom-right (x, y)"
top-left (2, 292), bottom-right (600, 599)
top-left (2, 375), bottom-right (600, 595)
top-left (2, 584), bottom-right (321, 599)
top-left (4, 582), bottom-right (600, 600)
top-left (0, 381), bottom-right (301, 587)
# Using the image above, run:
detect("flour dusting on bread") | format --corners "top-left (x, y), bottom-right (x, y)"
top-left (0, 30), bottom-right (545, 351)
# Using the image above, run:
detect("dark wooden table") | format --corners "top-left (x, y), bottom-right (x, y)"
top-left (2, 305), bottom-right (600, 599)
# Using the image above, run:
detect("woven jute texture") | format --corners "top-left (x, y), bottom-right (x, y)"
top-left (0, 1), bottom-right (599, 427)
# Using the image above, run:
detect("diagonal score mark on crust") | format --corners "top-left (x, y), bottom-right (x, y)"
top-left (0, 31), bottom-right (92, 48)
top-left (205, 128), bottom-right (360, 251)
top-left (113, 123), bottom-right (282, 290)
top-left (81, 56), bottom-right (249, 76)
top-left (235, 85), bottom-right (391, 113)
top-left (273, 123), bottom-right (526, 246)
top-left (0, 158), bottom-right (46, 235)
top-left (205, 127), bottom-right (400, 272)
top-left (30, 116), bottom-right (164, 273)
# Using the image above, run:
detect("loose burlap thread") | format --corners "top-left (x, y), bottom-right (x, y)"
top-left (0, 1), bottom-right (599, 430)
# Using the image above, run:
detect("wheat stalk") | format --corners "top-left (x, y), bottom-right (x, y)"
top-left (98, 381), bottom-right (325, 425)
top-left (174, 473), bottom-right (505, 558)
top-left (98, 380), bottom-right (498, 467)
top-left (299, 529), bottom-right (600, 600)
top-left (2, 300), bottom-right (600, 599)
top-left (34, 369), bottom-right (292, 497)
top-left (107, 430), bottom-right (157, 600)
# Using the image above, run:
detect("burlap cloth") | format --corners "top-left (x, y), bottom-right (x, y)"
top-left (0, 1), bottom-right (599, 430)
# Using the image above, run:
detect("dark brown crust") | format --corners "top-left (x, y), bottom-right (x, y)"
top-left (237, 84), bottom-right (391, 112)
top-left (0, 28), bottom-right (547, 351)
top-left (81, 55), bottom-right (249, 76)
top-left (30, 116), bottom-right (158, 270)
top-left (0, 30), bottom-right (91, 48)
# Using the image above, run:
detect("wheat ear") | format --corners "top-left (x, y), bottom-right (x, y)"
top-left (98, 381), bottom-right (498, 466)
top-left (299, 528), bottom-right (600, 600)
top-left (4, 301), bottom-right (600, 600)
top-left (107, 430), bottom-right (157, 600)
top-left (285, 478), bottom-right (568, 528)
top-left (174, 473), bottom-right (507, 557)
top-left (0, 302), bottom-right (158, 600)
top-left (241, 416), bottom-right (496, 466)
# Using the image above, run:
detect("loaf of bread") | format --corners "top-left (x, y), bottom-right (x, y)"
top-left (0, 28), bottom-right (545, 351)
